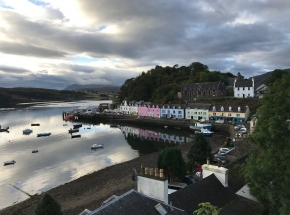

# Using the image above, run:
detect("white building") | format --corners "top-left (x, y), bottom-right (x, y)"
top-left (119, 101), bottom-right (147, 115)
top-left (233, 73), bottom-right (254, 98)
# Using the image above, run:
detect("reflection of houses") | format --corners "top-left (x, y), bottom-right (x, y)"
top-left (138, 129), bottom-right (161, 141)
top-left (138, 104), bottom-right (161, 118)
top-left (209, 105), bottom-right (251, 122)
top-left (185, 103), bottom-right (211, 121)
top-left (161, 133), bottom-right (185, 144)
top-left (234, 73), bottom-right (254, 98)
top-left (255, 84), bottom-right (268, 98)
top-left (179, 81), bottom-right (227, 102)
top-left (119, 126), bottom-right (139, 137)
top-left (160, 104), bottom-right (186, 119)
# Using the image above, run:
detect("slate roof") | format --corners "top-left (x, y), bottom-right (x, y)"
top-left (225, 78), bottom-right (235, 87)
top-left (169, 174), bottom-right (236, 215)
top-left (219, 197), bottom-right (265, 215)
top-left (209, 105), bottom-right (248, 113)
top-left (186, 103), bottom-right (212, 110)
top-left (89, 189), bottom-right (188, 215)
top-left (161, 104), bottom-right (187, 109)
top-left (235, 79), bottom-right (253, 87)
top-left (181, 81), bottom-right (225, 91)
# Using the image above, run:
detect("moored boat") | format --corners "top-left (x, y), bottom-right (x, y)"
top-left (91, 144), bottom-right (104, 150)
top-left (189, 122), bottom-right (212, 131)
top-left (37, 132), bottom-right (51, 137)
top-left (0, 126), bottom-right (9, 132)
top-left (71, 134), bottom-right (81, 138)
top-left (23, 129), bottom-right (33, 134)
top-left (4, 160), bottom-right (16, 166)
top-left (68, 128), bottom-right (79, 133)
top-left (73, 124), bottom-right (82, 129)
top-left (32, 150), bottom-right (39, 153)
top-left (64, 115), bottom-right (75, 121)
top-left (31, 123), bottom-right (40, 126)
top-left (195, 128), bottom-right (214, 137)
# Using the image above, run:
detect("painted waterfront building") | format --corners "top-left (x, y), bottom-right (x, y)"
top-left (234, 73), bottom-right (254, 98)
top-left (209, 105), bottom-right (251, 122)
top-left (138, 104), bottom-right (161, 118)
top-left (185, 103), bottom-right (211, 121)
top-left (179, 81), bottom-right (227, 102)
top-left (160, 104), bottom-right (186, 119)
top-left (119, 101), bottom-right (150, 115)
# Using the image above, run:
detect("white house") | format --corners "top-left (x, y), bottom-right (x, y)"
top-left (233, 73), bottom-right (254, 98)
top-left (119, 101), bottom-right (148, 115)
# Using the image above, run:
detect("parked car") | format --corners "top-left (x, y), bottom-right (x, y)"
top-left (239, 127), bottom-right (247, 134)
top-left (234, 124), bottom-right (245, 131)
top-left (219, 148), bottom-right (230, 154)
top-left (182, 175), bottom-right (199, 185)
top-left (213, 154), bottom-right (227, 163)
top-left (215, 119), bottom-right (225, 124)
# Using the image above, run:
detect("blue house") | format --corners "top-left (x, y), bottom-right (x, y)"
top-left (160, 104), bottom-right (186, 119)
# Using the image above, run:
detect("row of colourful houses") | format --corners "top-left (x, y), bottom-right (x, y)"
top-left (119, 101), bottom-right (251, 122)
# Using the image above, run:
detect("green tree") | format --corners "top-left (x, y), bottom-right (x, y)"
top-left (157, 147), bottom-right (187, 182)
top-left (187, 133), bottom-right (212, 165)
top-left (193, 202), bottom-right (221, 215)
top-left (266, 69), bottom-right (288, 85)
top-left (34, 192), bottom-right (63, 215)
top-left (242, 73), bottom-right (290, 215)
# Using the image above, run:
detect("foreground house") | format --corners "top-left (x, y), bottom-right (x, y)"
top-left (209, 105), bottom-right (251, 122)
top-left (80, 156), bottom-right (264, 215)
top-left (233, 73), bottom-right (254, 98)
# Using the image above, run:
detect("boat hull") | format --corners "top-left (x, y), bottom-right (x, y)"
top-left (37, 133), bottom-right (51, 137)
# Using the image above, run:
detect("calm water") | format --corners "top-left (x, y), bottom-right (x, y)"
top-left (0, 100), bottom-right (193, 209)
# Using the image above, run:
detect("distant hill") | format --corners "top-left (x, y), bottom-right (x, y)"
top-left (64, 84), bottom-right (120, 92)
top-left (253, 68), bottom-right (290, 87)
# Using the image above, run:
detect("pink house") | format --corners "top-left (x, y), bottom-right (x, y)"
top-left (138, 129), bottom-right (161, 141)
top-left (138, 104), bottom-right (161, 118)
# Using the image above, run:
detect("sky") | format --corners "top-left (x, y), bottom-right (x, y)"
top-left (0, 0), bottom-right (289, 90)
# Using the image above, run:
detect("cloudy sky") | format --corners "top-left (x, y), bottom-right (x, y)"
top-left (0, 0), bottom-right (289, 89)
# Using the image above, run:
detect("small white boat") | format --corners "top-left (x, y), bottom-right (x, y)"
top-left (195, 128), bottom-right (214, 137)
top-left (91, 144), bottom-right (104, 150)
top-left (4, 160), bottom-right (16, 166)
top-left (37, 132), bottom-right (51, 137)
top-left (23, 129), bottom-right (33, 134)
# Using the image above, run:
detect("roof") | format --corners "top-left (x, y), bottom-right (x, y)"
top-left (219, 197), bottom-right (265, 215)
top-left (209, 105), bottom-right (248, 113)
top-left (186, 103), bottom-right (212, 110)
top-left (225, 78), bottom-right (235, 87)
top-left (235, 79), bottom-right (253, 87)
top-left (255, 84), bottom-right (268, 91)
top-left (181, 81), bottom-right (225, 91)
top-left (169, 174), bottom-right (236, 215)
top-left (161, 104), bottom-right (187, 109)
top-left (89, 189), bottom-right (188, 215)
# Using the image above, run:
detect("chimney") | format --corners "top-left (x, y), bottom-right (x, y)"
top-left (206, 157), bottom-right (210, 165)
top-left (202, 164), bottom-right (228, 187)
top-left (137, 167), bottom-right (168, 204)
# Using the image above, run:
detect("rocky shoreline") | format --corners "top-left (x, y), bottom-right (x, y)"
top-left (0, 126), bottom-right (229, 215)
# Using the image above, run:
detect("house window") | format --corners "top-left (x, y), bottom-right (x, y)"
top-left (213, 113), bottom-right (216, 116)
top-left (228, 113), bottom-right (231, 116)
top-left (237, 94), bottom-right (239, 97)
top-left (162, 110), bottom-right (165, 113)
top-left (236, 114), bottom-right (240, 117)
top-left (203, 112), bottom-right (206, 115)
top-left (221, 113), bottom-right (224, 116)
top-left (248, 87), bottom-right (250, 90)
top-left (173, 111), bottom-right (175, 113)
top-left (194, 112), bottom-right (197, 114)
top-left (238, 87), bottom-right (239, 91)
top-left (178, 111), bottom-right (182, 114)
top-left (248, 94), bottom-right (250, 96)
top-left (243, 87), bottom-right (245, 90)
top-left (187, 111), bottom-right (190, 114)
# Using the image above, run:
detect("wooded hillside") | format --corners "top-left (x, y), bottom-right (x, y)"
top-left (118, 62), bottom-right (236, 104)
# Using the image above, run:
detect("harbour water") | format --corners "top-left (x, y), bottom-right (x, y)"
top-left (0, 100), bottom-right (194, 210)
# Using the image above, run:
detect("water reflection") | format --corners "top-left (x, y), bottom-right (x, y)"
top-left (0, 100), bottom-right (194, 210)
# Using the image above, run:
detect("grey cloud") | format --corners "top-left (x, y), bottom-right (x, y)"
top-left (0, 0), bottom-right (289, 89)
top-left (44, 7), bottom-right (64, 20)
top-left (0, 42), bottom-right (67, 58)
top-left (0, 65), bottom-right (30, 74)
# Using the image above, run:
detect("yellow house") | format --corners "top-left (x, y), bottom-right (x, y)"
top-left (209, 105), bottom-right (251, 123)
